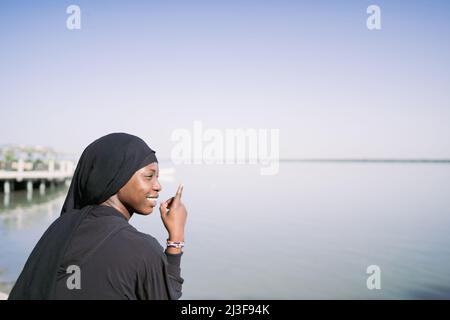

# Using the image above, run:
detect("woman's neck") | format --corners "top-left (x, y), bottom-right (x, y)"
top-left (100, 195), bottom-right (133, 221)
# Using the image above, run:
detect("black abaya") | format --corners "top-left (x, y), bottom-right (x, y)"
top-left (9, 133), bottom-right (184, 300)
top-left (54, 204), bottom-right (183, 300)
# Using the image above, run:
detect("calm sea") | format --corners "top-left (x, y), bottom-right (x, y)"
top-left (1, 161), bottom-right (450, 299)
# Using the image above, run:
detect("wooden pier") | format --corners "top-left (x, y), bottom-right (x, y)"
top-left (0, 158), bottom-right (75, 196)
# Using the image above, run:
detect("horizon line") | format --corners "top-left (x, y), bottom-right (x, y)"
top-left (154, 158), bottom-right (450, 163)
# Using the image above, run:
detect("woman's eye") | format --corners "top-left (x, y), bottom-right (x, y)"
top-left (146, 175), bottom-right (153, 179)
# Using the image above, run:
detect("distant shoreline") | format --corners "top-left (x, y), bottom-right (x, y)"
top-left (155, 158), bottom-right (450, 164)
top-left (278, 159), bottom-right (450, 163)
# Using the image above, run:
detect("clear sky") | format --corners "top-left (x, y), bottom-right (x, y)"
top-left (1, 0), bottom-right (450, 159)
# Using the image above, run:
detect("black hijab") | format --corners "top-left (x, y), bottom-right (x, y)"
top-left (9, 133), bottom-right (158, 299)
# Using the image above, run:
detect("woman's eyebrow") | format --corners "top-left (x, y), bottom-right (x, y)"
top-left (144, 169), bottom-right (156, 174)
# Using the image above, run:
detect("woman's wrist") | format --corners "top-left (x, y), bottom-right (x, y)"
top-left (166, 232), bottom-right (184, 255)
top-left (168, 233), bottom-right (184, 242)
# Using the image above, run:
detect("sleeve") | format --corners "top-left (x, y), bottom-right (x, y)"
top-left (137, 239), bottom-right (184, 300)
top-left (164, 251), bottom-right (184, 299)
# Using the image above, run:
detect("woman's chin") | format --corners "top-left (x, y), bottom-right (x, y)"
top-left (135, 206), bottom-right (154, 216)
top-left (144, 206), bottom-right (154, 215)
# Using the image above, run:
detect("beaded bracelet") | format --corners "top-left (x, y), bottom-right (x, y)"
top-left (166, 239), bottom-right (185, 249)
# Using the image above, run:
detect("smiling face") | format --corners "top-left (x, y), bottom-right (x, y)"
top-left (116, 162), bottom-right (161, 215)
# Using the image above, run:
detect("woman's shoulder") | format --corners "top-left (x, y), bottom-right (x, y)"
top-left (87, 205), bottom-right (163, 252)
top-left (117, 225), bottom-right (165, 257)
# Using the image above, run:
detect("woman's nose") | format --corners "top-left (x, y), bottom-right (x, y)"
top-left (154, 180), bottom-right (162, 192)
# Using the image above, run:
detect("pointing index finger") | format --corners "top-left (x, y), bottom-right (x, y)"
top-left (175, 184), bottom-right (183, 200)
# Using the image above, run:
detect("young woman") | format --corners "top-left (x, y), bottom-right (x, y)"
top-left (9, 133), bottom-right (187, 300)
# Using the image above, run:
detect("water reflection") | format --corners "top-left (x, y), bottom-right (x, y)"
top-left (0, 184), bottom-right (68, 295)
top-left (3, 194), bottom-right (9, 207)
top-left (0, 186), bottom-right (68, 230)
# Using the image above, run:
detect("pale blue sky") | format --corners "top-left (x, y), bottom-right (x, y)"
top-left (1, 0), bottom-right (450, 159)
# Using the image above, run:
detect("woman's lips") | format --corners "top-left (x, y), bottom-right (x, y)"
top-left (146, 197), bottom-right (158, 206)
